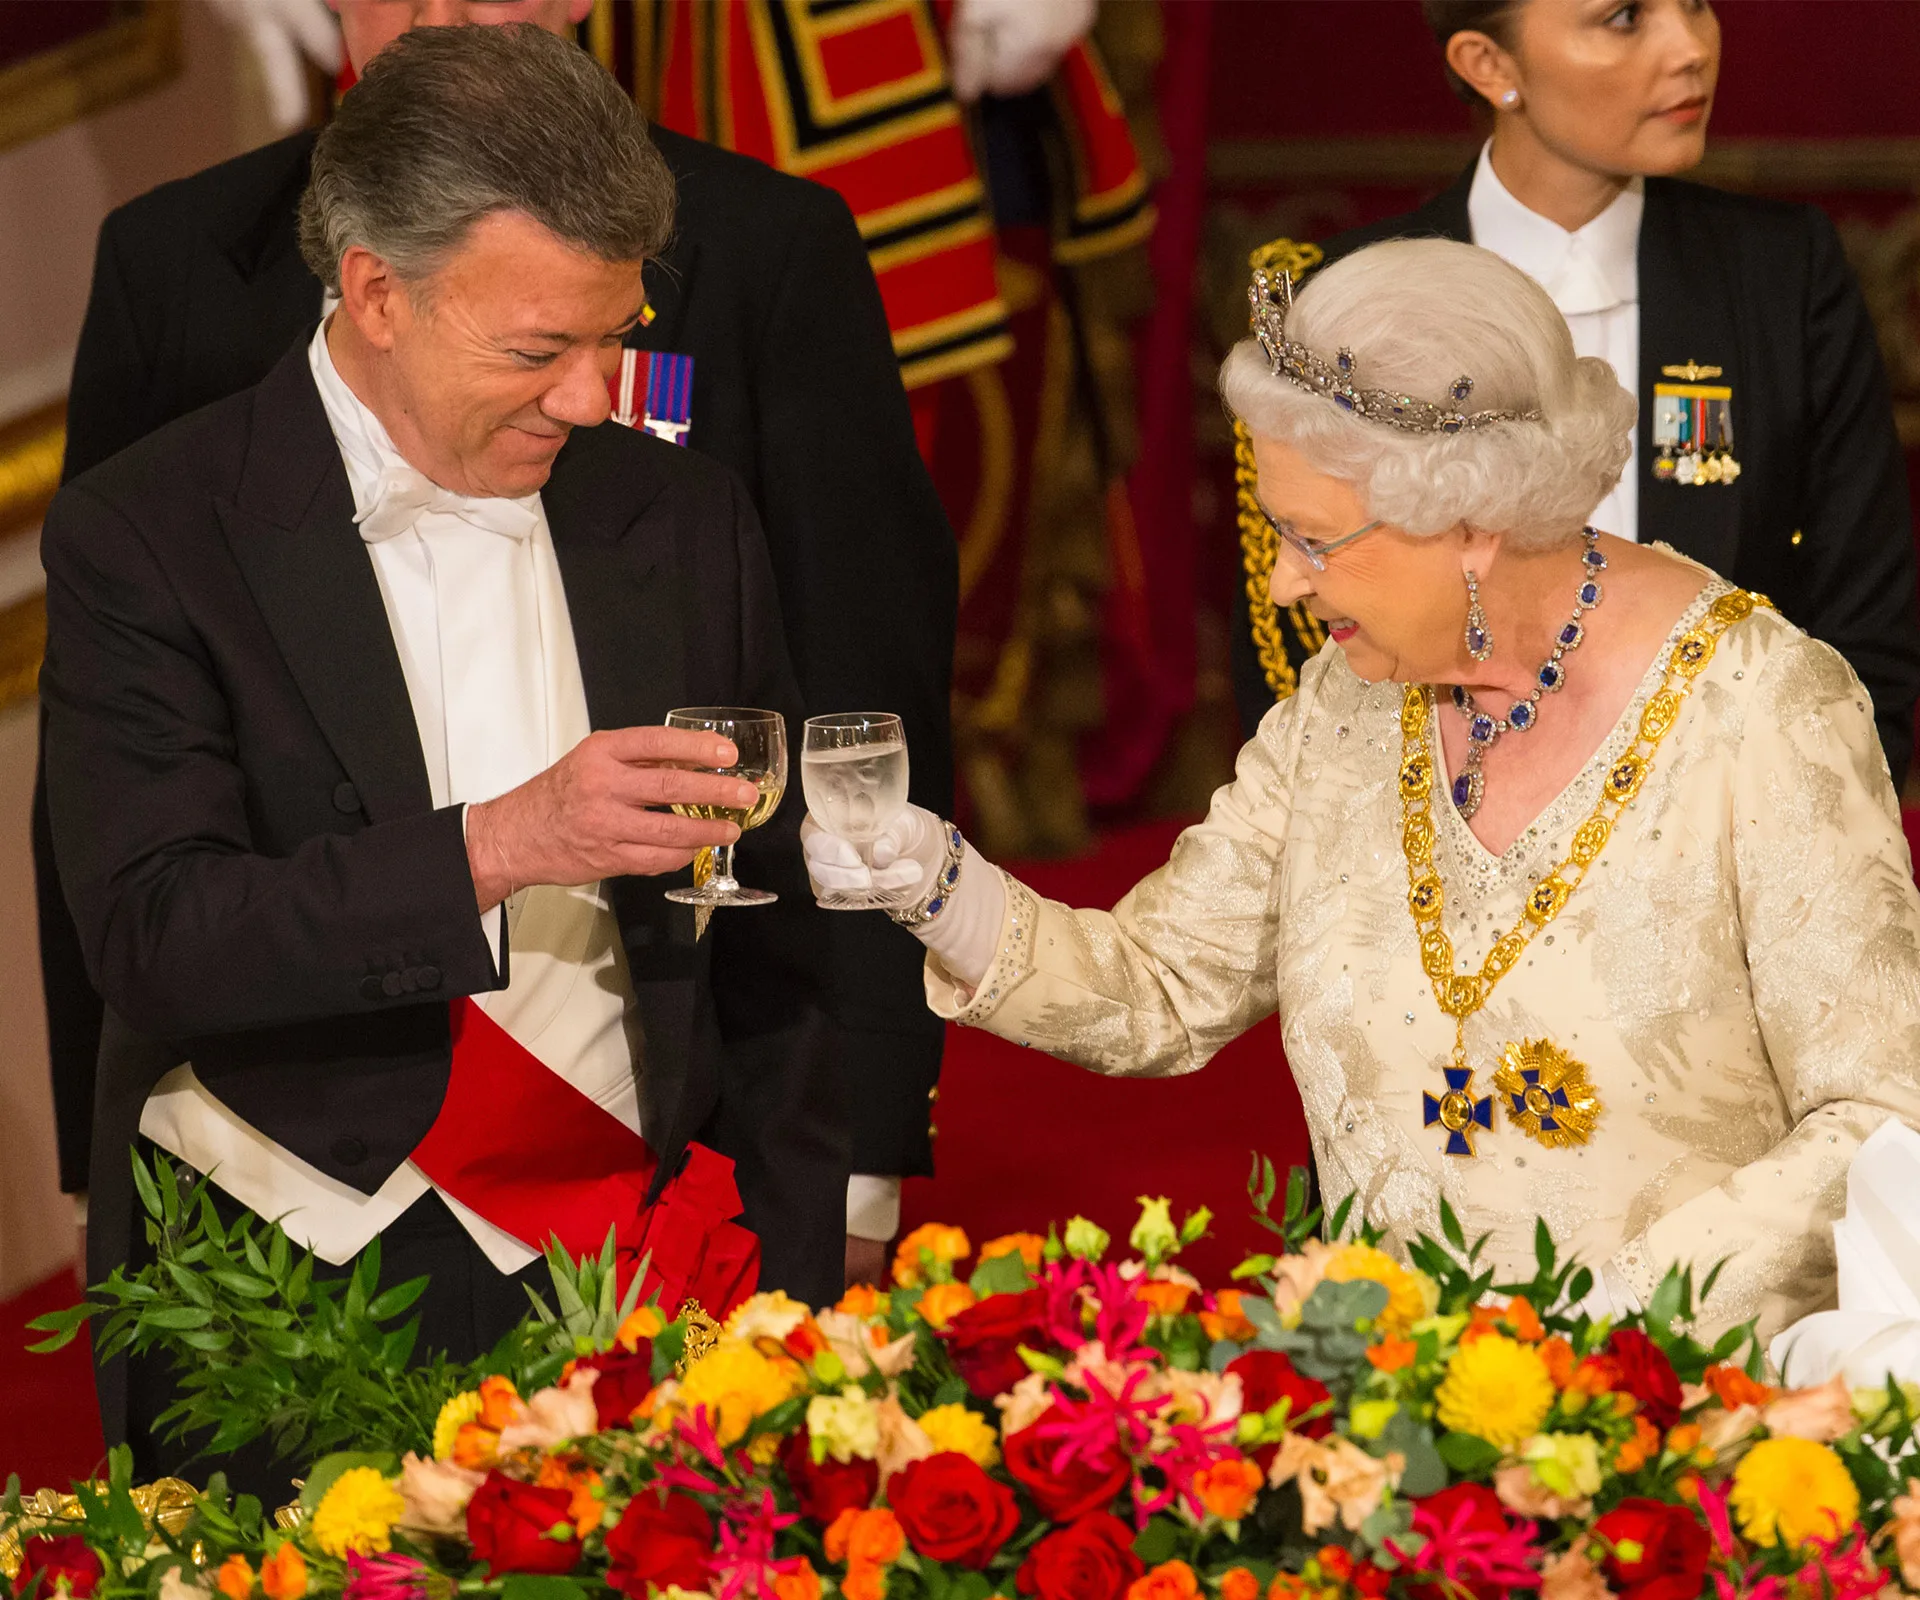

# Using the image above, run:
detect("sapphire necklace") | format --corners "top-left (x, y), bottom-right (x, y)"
top-left (1448, 527), bottom-right (1606, 820)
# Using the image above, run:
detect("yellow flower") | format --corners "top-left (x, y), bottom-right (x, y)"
top-left (310, 1467), bottom-right (407, 1558)
top-left (1434, 1335), bottom-right (1555, 1451)
top-left (1324, 1244), bottom-right (1437, 1340)
top-left (432, 1389), bottom-right (484, 1462)
top-left (893, 1224), bottom-right (971, 1288)
top-left (1729, 1437), bottom-right (1860, 1547)
top-left (919, 1404), bottom-right (1001, 1468)
top-left (916, 1281), bottom-right (979, 1330)
top-left (679, 1339), bottom-right (806, 1445)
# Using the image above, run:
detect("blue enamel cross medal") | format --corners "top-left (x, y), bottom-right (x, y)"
top-left (1423, 1065), bottom-right (1493, 1157)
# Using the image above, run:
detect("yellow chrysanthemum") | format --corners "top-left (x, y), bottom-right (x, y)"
top-left (1324, 1244), bottom-right (1438, 1340)
top-left (310, 1467), bottom-right (407, 1558)
top-left (920, 1404), bottom-right (1001, 1468)
top-left (679, 1339), bottom-right (806, 1444)
top-left (1434, 1334), bottom-right (1555, 1451)
top-left (1730, 1437), bottom-right (1860, 1547)
top-left (431, 1390), bottom-right (484, 1462)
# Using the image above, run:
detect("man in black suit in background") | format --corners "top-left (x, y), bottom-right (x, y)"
top-left (45, 0), bottom-right (955, 1285)
top-left (45, 21), bottom-right (840, 1483)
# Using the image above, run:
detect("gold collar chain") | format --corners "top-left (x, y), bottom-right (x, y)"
top-left (1397, 587), bottom-right (1770, 1156)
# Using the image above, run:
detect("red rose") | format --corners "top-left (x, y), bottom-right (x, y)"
top-left (779, 1427), bottom-right (879, 1525)
top-left (575, 1342), bottom-right (656, 1432)
top-left (1607, 1330), bottom-right (1684, 1431)
top-left (18, 1536), bottom-right (103, 1600)
top-left (1003, 1423), bottom-right (1132, 1520)
top-left (1593, 1498), bottom-right (1710, 1600)
top-left (941, 1289), bottom-right (1053, 1398)
top-left (1408, 1485), bottom-right (1511, 1600)
top-left (889, 1451), bottom-right (1021, 1568)
top-left (1016, 1514), bottom-right (1144, 1600)
top-left (464, 1471), bottom-right (581, 1576)
top-left (605, 1488), bottom-right (716, 1597)
top-left (1227, 1350), bottom-right (1332, 1443)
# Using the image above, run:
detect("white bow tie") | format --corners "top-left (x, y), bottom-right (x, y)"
top-left (355, 460), bottom-right (541, 544)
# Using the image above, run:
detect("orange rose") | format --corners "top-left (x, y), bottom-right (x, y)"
top-left (260, 1546), bottom-right (306, 1600)
top-left (1267, 1577), bottom-right (1308, 1600)
top-left (1365, 1338), bottom-right (1417, 1374)
top-left (217, 1556), bottom-right (254, 1600)
top-left (477, 1375), bottom-right (523, 1429)
top-left (534, 1456), bottom-right (606, 1537)
top-left (1193, 1460), bottom-right (1264, 1523)
top-left (1199, 1291), bottom-right (1256, 1343)
top-left (826, 1507), bottom-right (906, 1568)
top-left (1666, 1423), bottom-right (1702, 1457)
top-left (836, 1283), bottom-right (890, 1318)
top-left (1539, 1337), bottom-right (1576, 1388)
top-left (1615, 1414), bottom-right (1661, 1474)
top-left (917, 1282), bottom-right (980, 1330)
top-left (893, 1224), bottom-right (971, 1288)
top-left (842, 1565), bottom-right (886, 1600)
top-left (1136, 1280), bottom-right (1195, 1318)
top-left (774, 1558), bottom-right (822, 1600)
top-left (1129, 1561), bottom-right (1202, 1600)
top-left (1703, 1364), bottom-right (1773, 1410)
top-left (1569, 1356), bottom-right (1621, 1398)
top-left (1220, 1569), bottom-right (1260, 1600)
top-left (979, 1233), bottom-right (1046, 1272)
top-left (1316, 1547), bottom-right (1354, 1583)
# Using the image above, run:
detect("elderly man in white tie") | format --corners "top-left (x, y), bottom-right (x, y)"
top-left (40, 22), bottom-right (845, 1496)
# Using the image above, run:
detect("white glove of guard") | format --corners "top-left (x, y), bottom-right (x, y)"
top-left (802, 804), bottom-right (1005, 988)
top-left (206, 0), bottom-right (343, 133)
top-left (946, 0), bottom-right (1097, 103)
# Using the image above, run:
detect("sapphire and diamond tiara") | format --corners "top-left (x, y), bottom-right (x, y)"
top-left (1248, 266), bottom-right (1545, 437)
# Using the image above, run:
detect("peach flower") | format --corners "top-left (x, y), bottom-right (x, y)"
top-left (1493, 1463), bottom-right (1589, 1519)
top-left (397, 1452), bottom-right (485, 1536)
top-left (1540, 1546), bottom-right (1610, 1600)
top-left (874, 1395), bottom-right (936, 1484)
top-left (1267, 1434), bottom-right (1398, 1535)
top-left (497, 1368), bottom-right (601, 1453)
top-left (995, 1370), bottom-right (1054, 1437)
top-left (1761, 1375), bottom-right (1855, 1443)
top-left (1886, 1477), bottom-right (1920, 1588)
top-left (1268, 1241), bottom-right (1337, 1323)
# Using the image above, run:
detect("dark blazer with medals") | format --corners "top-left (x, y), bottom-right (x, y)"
top-left (1230, 165), bottom-right (1920, 786)
top-left (43, 124), bottom-right (956, 1198)
top-left (45, 339), bottom-right (847, 1349)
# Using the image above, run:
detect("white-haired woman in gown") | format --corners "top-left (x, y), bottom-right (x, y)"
top-left (806, 237), bottom-right (1920, 1344)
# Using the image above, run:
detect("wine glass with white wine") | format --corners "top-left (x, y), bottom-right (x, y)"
top-left (801, 713), bottom-right (909, 910)
top-left (663, 707), bottom-right (786, 907)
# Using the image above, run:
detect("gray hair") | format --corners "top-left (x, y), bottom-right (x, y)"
top-left (297, 22), bottom-right (674, 296)
top-left (1220, 238), bottom-right (1635, 549)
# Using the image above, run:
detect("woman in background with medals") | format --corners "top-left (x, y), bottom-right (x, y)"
top-left (808, 238), bottom-right (1920, 1347)
top-left (1231, 0), bottom-right (1920, 788)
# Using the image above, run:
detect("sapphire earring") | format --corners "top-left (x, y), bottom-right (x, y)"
top-left (1464, 571), bottom-right (1494, 662)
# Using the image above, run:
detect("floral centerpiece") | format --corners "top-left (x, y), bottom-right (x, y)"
top-left (9, 1156), bottom-right (1920, 1600)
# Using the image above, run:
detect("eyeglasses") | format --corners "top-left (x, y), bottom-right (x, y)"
top-left (1260, 499), bottom-right (1383, 572)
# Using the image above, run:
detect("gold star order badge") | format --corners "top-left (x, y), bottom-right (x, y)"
top-left (1492, 1039), bottom-right (1602, 1150)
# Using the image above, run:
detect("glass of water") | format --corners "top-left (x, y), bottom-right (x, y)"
top-left (801, 713), bottom-right (910, 911)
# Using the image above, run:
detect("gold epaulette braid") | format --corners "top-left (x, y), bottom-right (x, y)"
top-left (1237, 236), bottom-right (1328, 702)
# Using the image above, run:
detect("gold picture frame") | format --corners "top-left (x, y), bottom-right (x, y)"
top-left (0, 2), bottom-right (182, 157)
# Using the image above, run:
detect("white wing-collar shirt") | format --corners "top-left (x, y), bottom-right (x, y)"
top-left (1468, 141), bottom-right (1644, 542)
top-left (139, 319), bottom-right (643, 1273)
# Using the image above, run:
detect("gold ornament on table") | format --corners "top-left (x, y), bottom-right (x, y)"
top-left (0, 1479), bottom-right (198, 1581)
top-left (1400, 587), bottom-right (1772, 1156)
top-left (678, 1299), bottom-right (722, 1369)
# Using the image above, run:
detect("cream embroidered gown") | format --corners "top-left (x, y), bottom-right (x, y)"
top-left (930, 576), bottom-right (1920, 1343)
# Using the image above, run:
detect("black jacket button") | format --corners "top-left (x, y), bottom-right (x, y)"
top-left (417, 965), bottom-right (442, 990)
top-left (333, 781), bottom-right (362, 814)
top-left (331, 1136), bottom-right (368, 1166)
top-left (360, 975), bottom-right (384, 1001)
top-left (380, 971), bottom-right (403, 997)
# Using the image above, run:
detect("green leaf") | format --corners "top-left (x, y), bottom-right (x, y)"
top-left (298, 1451), bottom-right (401, 1514)
top-left (367, 1277), bottom-right (429, 1322)
top-left (1439, 1199), bottom-right (1466, 1254)
top-left (1533, 1218), bottom-right (1554, 1276)
top-left (1434, 1431), bottom-right (1502, 1475)
top-left (1132, 1517), bottom-right (1181, 1566)
top-left (968, 1249), bottom-right (1033, 1298)
top-left (142, 1305), bottom-right (216, 1330)
top-left (132, 1149), bottom-right (164, 1218)
top-left (501, 1578), bottom-right (590, 1600)
top-left (206, 1270), bottom-right (276, 1301)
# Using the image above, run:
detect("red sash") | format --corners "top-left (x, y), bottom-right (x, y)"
top-left (411, 998), bottom-right (761, 1320)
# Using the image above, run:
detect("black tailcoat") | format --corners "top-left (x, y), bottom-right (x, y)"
top-left (1230, 166), bottom-right (1920, 786)
top-left (44, 342), bottom-right (848, 1442)
top-left (42, 124), bottom-right (955, 1197)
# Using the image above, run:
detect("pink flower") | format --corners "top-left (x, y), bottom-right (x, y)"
top-left (711, 1489), bottom-right (800, 1600)
top-left (341, 1553), bottom-right (433, 1600)
top-left (1539, 1547), bottom-right (1609, 1600)
top-left (1130, 1421), bottom-right (1240, 1525)
top-left (1036, 1365), bottom-right (1169, 1475)
top-left (396, 1453), bottom-right (484, 1536)
top-left (1760, 1375), bottom-right (1854, 1444)
top-left (496, 1368), bottom-right (601, 1452)
top-left (1043, 1261), bottom-right (1152, 1363)
top-left (1388, 1485), bottom-right (1542, 1595)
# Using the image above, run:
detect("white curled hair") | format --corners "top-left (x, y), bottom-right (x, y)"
top-left (1220, 238), bottom-right (1636, 550)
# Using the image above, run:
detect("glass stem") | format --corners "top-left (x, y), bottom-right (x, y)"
top-left (712, 839), bottom-right (740, 892)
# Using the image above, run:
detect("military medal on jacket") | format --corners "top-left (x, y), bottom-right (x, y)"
top-left (1652, 361), bottom-right (1740, 487)
top-left (609, 344), bottom-right (695, 446)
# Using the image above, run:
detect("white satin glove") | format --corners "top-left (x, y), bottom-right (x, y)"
top-left (206, 0), bottom-right (343, 133)
top-left (801, 805), bottom-right (1005, 987)
top-left (946, 0), bottom-right (1096, 103)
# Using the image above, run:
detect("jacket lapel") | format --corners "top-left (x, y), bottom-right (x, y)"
top-left (1636, 180), bottom-right (1742, 574)
top-left (543, 427), bottom-right (702, 1169)
top-left (218, 340), bottom-right (434, 824)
